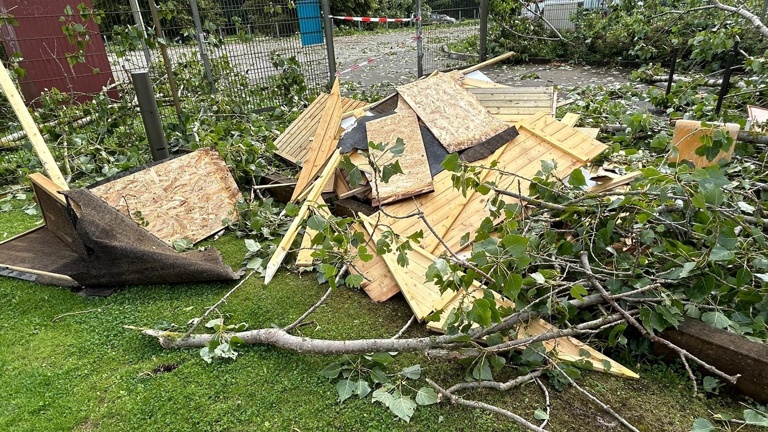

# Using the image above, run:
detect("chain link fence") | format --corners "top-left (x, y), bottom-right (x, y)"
top-left (421, 0), bottom-right (481, 74)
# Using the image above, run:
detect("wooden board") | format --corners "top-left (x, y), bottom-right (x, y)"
top-left (348, 221), bottom-right (401, 302)
top-left (396, 71), bottom-right (514, 152)
top-left (295, 196), bottom-right (331, 267)
top-left (275, 93), bottom-right (369, 165)
top-left (291, 80), bottom-right (343, 202)
top-left (469, 87), bottom-right (555, 124)
top-left (365, 108), bottom-right (434, 206)
top-left (90, 148), bottom-right (240, 245)
top-left (589, 171), bottom-right (643, 193)
top-left (669, 120), bottom-right (739, 167)
top-left (747, 105), bottom-right (768, 132)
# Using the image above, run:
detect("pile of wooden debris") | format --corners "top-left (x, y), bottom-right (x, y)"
top-left (264, 58), bottom-right (641, 379)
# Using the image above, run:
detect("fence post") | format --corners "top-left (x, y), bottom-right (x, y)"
top-left (321, 0), bottom-right (336, 83)
top-left (715, 39), bottom-right (739, 117)
top-left (416, 0), bottom-right (424, 77)
top-left (479, 0), bottom-right (489, 62)
top-left (665, 48), bottom-right (678, 98)
top-left (132, 71), bottom-right (169, 162)
top-left (189, 0), bottom-right (216, 93)
top-left (128, 0), bottom-right (153, 67)
top-left (148, 0), bottom-right (182, 120)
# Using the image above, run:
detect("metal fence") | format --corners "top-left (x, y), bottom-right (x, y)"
top-left (421, 0), bottom-right (481, 74)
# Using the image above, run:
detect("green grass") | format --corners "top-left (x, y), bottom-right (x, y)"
top-left (0, 205), bottom-right (761, 432)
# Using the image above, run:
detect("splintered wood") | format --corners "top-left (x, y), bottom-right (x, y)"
top-left (365, 103), bottom-right (433, 206)
top-left (90, 148), bottom-right (240, 245)
top-left (291, 79), bottom-right (343, 202)
top-left (274, 93), bottom-right (369, 165)
top-left (396, 72), bottom-right (514, 152)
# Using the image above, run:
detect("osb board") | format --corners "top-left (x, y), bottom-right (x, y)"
top-left (396, 72), bottom-right (514, 152)
top-left (469, 87), bottom-right (555, 124)
top-left (365, 108), bottom-right (434, 206)
top-left (90, 148), bottom-right (240, 245)
top-left (669, 120), bottom-right (739, 167)
top-left (291, 80), bottom-right (343, 202)
top-left (275, 94), bottom-right (369, 165)
top-left (361, 215), bottom-right (458, 320)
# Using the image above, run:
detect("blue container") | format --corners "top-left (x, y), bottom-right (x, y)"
top-left (297, 0), bottom-right (324, 46)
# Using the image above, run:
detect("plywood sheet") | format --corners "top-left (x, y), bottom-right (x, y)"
top-left (365, 108), bottom-right (434, 206)
top-left (669, 120), bottom-right (739, 167)
top-left (90, 148), bottom-right (240, 245)
top-left (396, 72), bottom-right (515, 152)
top-left (275, 94), bottom-right (369, 165)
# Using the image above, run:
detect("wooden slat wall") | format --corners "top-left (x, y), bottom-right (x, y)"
top-left (469, 87), bottom-right (555, 124)
top-left (274, 94), bottom-right (369, 165)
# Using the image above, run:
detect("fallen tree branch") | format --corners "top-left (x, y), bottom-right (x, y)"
top-left (711, 0), bottom-right (768, 39)
top-left (427, 378), bottom-right (549, 432)
top-left (283, 265), bottom-right (347, 332)
top-left (445, 370), bottom-right (545, 393)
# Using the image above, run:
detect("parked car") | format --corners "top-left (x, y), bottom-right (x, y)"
top-left (520, 0), bottom-right (611, 18)
top-left (425, 13), bottom-right (456, 24)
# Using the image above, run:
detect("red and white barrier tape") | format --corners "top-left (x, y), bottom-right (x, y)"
top-left (328, 15), bottom-right (418, 23)
top-left (336, 58), bottom-right (377, 76)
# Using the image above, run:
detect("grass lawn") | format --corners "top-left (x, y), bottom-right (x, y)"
top-left (0, 202), bottom-right (761, 432)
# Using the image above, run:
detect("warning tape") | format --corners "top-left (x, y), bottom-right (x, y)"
top-left (329, 15), bottom-right (418, 23)
top-left (336, 58), bottom-right (377, 76)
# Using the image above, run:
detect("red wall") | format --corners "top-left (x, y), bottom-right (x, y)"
top-left (0, 0), bottom-right (118, 104)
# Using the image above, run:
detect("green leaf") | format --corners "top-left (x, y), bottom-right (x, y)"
top-left (441, 153), bottom-right (461, 172)
top-left (370, 367), bottom-right (389, 384)
top-left (708, 245), bottom-right (735, 262)
top-left (381, 160), bottom-right (404, 183)
top-left (568, 168), bottom-right (587, 188)
top-left (348, 167), bottom-right (362, 187)
top-left (415, 387), bottom-right (439, 406)
top-left (534, 409), bottom-right (549, 420)
top-left (743, 409), bottom-right (768, 426)
top-left (320, 362), bottom-right (343, 378)
top-left (472, 357), bottom-right (493, 381)
top-left (701, 311), bottom-right (731, 329)
top-left (389, 396), bottom-right (417, 422)
top-left (400, 364), bottom-right (421, 380)
top-left (345, 274), bottom-right (363, 288)
top-left (570, 284), bottom-right (588, 301)
top-left (690, 418), bottom-right (716, 432)
top-left (244, 239), bottom-right (261, 253)
top-left (370, 352), bottom-right (395, 365)
top-left (355, 380), bottom-right (371, 398)
top-left (307, 215), bottom-right (327, 232)
top-left (357, 245), bottom-right (373, 262)
top-left (390, 138), bottom-right (406, 155)
top-left (337, 379), bottom-right (356, 402)
top-left (372, 388), bottom-right (395, 407)
top-left (205, 318), bottom-right (223, 329)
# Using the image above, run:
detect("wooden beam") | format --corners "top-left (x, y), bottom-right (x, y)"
top-left (0, 61), bottom-right (68, 190)
top-left (460, 51), bottom-right (516, 74)
top-left (264, 150), bottom-right (341, 284)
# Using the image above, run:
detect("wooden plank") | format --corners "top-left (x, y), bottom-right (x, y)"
top-left (0, 61), bottom-right (68, 190)
top-left (588, 171), bottom-right (643, 193)
top-left (296, 197), bottom-right (331, 267)
top-left (396, 72), bottom-right (515, 153)
top-left (365, 108), bottom-right (434, 206)
top-left (561, 113), bottom-right (580, 127)
top-left (575, 127), bottom-right (600, 139)
top-left (348, 221), bottom-right (401, 302)
top-left (468, 86), bottom-right (553, 95)
top-left (460, 51), bottom-right (516, 74)
top-left (90, 148), bottom-right (241, 245)
top-left (291, 79), bottom-right (343, 202)
top-left (460, 77), bottom-right (510, 89)
top-left (669, 120), bottom-right (739, 167)
top-left (333, 168), bottom-right (352, 196)
top-left (518, 113), bottom-right (608, 162)
top-left (264, 150), bottom-right (341, 284)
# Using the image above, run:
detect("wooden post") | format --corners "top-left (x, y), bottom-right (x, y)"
top-left (665, 48), bottom-right (678, 97)
top-left (0, 61), bottom-right (68, 190)
top-left (479, 0), bottom-right (489, 62)
top-left (715, 39), bottom-right (739, 117)
top-left (148, 0), bottom-right (183, 119)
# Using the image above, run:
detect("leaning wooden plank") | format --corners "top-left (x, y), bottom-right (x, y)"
top-left (575, 127), bottom-right (600, 139)
top-left (460, 77), bottom-right (510, 89)
top-left (669, 120), bottom-right (739, 167)
top-left (460, 51), bottom-right (516, 74)
top-left (588, 171), bottom-right (643, 194)
top-left (295, 196), bottom-right (332, 267)
top-left (396, 72), bottom-right (517, 152)
top-left (365, 108), bottom-right (434, 206)
top-left (90, 148), bottom-right (241, 245)
top-left (0, 61), bottom-right (68, 189)
top-left (561, 113), bottom-right (580, 127)
top-left (360, 214), bottom-right (458, 320)
top-left (291, 79), bottom-right (342, 202)
top-left (264, 150), bottom-right (341, 284)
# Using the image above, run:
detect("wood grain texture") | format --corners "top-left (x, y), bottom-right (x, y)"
top-left (90, 148), bottom-right (240, 245)
top-left (295, 197), bottom-right (331, 267)
top-left (669, 120), bottom-right (739, 167)
top-left (396, 71), bottom-right (513, 152)
top-left (365, 108), bottom-right (434, 206)
top-left (347, 221), bottom-right (401, 302)
top-left (469, 87), bottom-right (555, 124)
top-left (291, 80), bottom-right (343, 202)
